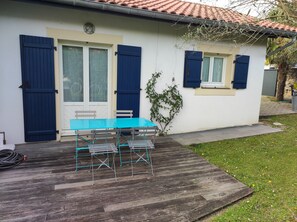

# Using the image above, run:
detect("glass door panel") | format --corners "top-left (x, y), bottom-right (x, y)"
top-left (89, 48), bottom-right (108, 102)
top-left (62, 46), bottom-right (83, 102)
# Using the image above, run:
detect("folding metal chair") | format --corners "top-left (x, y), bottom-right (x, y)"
top-left (115, 110), bottom-right (133, 166)
top-left (128, 127), bottom-right (157, 176)
top-left (89, 129), bottom-right (118, 183)
top-left (115, 110), bottom-right (133, 118)
top-left (74, 110), bottom-right (96, 171)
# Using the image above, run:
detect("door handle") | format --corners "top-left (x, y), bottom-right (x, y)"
top-left (114, 90), bottom-right (117, 94)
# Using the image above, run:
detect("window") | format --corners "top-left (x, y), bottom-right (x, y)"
top-left (201, 55), bottom-right (226, 87)
top-left (194, 44), bottom-right (248, 95)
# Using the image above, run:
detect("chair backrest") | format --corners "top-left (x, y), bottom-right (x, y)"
top-left (133, 127), bottom-right (157, 143)
top-left (92, 129), bottom-right (117, 144)
top-left (115, 110), bottom-right (133, 118)
top-left (75, 110), bottom-right (96, 119)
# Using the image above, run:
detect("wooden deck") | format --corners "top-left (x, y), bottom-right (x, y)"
top-left (0, 137), bottom-right (252, 222)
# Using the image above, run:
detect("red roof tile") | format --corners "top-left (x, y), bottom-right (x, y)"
top-left (91, 0), bottom-right (297, 34)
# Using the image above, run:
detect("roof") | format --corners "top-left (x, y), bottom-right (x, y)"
top-left (46, 0), bottom-right (297, 37)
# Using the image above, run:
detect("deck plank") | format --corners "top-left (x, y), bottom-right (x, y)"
top-left (0, 137), bottom-right (252, 221)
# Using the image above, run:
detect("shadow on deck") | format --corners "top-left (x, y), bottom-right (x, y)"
top-left (0, 137), bottom-right (252, 221)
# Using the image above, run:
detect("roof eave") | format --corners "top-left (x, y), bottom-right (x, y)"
top-left (42, 0), bottom-right (297, 38)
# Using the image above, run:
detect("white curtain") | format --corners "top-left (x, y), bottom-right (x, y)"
top-left (62, 46), bottom-right (83, 102)
top-left (213, 58), bottom-right (223, 82)
top-left (202, 57), bottom-right (210, 82)
top-left (89, 48), bottom-right (108, 102)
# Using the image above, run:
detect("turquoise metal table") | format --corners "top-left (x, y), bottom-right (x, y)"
top-left (70, 118), bottom-right (157, 131)
top-left (70, 118), bottom-right (157, 170)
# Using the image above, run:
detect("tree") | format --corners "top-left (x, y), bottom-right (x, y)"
top-left (265, 5), bottom-right (297, 101)
top-left (266, 39), bottom-right (297, 101)
top-left (229, 0), bottom-right (297, 26)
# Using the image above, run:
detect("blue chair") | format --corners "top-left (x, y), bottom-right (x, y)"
top-left (89, 129), bottom-right (118, 183)
top-left (74, 110), bottom-right (96, 172)
top-left (128, 127), bottom-right (157, 176)
top-left (115, 110), bottom-right (133, 166)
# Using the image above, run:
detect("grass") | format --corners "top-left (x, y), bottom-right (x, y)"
top-left (192, 114), bottom-right (297, 222)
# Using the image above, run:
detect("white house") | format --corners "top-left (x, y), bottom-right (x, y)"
top-left (1, 0), bottom-right (296, 144)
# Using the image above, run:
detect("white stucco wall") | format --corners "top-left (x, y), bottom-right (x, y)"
top-left (0, 0), bottom-right (266, 144)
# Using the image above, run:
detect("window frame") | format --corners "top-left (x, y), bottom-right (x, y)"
top-left (201, 54), bottom-right (227, 88)
top-left (59, 42), bottom-right (111, 105)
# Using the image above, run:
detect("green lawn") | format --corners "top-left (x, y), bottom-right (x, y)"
top-left (192, 114), bottom-right (297, 222)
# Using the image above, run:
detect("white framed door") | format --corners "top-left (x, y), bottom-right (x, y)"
top-left (59, 42), bottom-right (112, 135)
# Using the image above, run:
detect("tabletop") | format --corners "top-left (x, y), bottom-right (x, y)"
top-left (70, 118), bottom-right (157, 130)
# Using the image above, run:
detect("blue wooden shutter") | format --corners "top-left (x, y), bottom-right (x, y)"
top-left (183, 51), bottom-right (202, 88)
top-left (233, 55), bottom-right (250, 89)
top-left (117, 45), bottom-right (141, 117)
top-left (20, 35), bottom-right (57, 142)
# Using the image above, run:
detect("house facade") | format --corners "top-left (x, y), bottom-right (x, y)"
top-left (1, 0), bottom-right (295, 144)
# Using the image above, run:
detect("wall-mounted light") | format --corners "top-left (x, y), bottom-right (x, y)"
top-left (83, 22), bottom-right (95, 34)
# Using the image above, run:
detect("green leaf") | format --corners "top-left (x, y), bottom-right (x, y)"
top-left (145, 72), bottom-right (183, 135)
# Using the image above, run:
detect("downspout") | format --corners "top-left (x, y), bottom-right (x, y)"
top-left (267, 36), bottom-right (297, 57)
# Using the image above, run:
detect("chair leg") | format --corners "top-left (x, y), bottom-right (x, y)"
top-left (119, 146), bottom-right (123, 167)
top-left (75, 134), bottom-right (79, 172)
top-left (113, 153), bottom-right (117, 181)
top-left (129, 147), bottom-right (154, 176)
top-left (130, 149), bottom-right (134, 176)
top-left (149, 149), bottom-right (154, 176)
top-left (116, 131), bottom-right (123, 167)
top-left (91, 155), bottom-right (94, 185)
top-left (75, 149), bottom-right (78, 172)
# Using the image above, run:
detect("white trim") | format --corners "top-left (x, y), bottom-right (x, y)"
top-left (84, 44), bottom-right (89, 105)
top-left (201, 55), bottom-right (227, 88)
top-left (107, 47), bottom-right (112, 118)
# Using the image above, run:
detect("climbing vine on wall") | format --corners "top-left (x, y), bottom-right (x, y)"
top-left (145, 72), bottom-right (183, 135)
